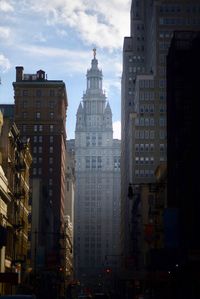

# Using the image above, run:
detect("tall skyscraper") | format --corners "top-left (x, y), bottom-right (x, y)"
top-left (74, 50), bottom-right (121, 288)
top-left (13, 67), bottom-right (68, 297)
top-left (164, 30), bottom-right (200, 299)
top-left (121, 0), bottom-right (200, 277)
top-left (167, 31), bottom-right (200, 270)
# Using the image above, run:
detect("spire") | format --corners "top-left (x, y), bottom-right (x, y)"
top-left (93, 48), bottom-right (96, 59)
top-left (105, 102), bottom-right (112, 114)
top-left (84, 48), bottom-right (103, 94)
top-left (77, 102), bottom-right (83, 114)
top-left (91, 48), bottom-right (98, 69)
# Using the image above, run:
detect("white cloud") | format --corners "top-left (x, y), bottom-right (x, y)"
top-left (56, 29), bottom-right (68, 38)
top-left (17, 44), bottom-right (92, 73)
top-left (0, 27), bottom-right (11, 40)
top-left (27, 0), bottom-right (131, 50)
top-left (113, 121), bottom-right (121, 139)
top-left (33, 33), bottom-right (47, 43)
top-left (0, 54), bottom-right (11, 72)
top-left (0, 0), bottom-right (14, 12)
top-left (17, 44), bottom-right (123, 80)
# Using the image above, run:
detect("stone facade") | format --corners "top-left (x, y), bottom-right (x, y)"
top-left (74, 51), bottom-right (121, 285)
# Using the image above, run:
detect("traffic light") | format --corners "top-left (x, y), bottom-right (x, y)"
top-left (105, 268), bottom-right (112, 274)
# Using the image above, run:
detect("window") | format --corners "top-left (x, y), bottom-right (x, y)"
top-left (33, 147), bottom-right (37, 154)
top-left (160, 105), bottom-right (165, 113)
top-left (39, 125), bottom-right (43, 132)
top-left (159, 80), bottom-right (166, 88)
top-left (159, 92), bottom-right (165, 101)
top-left (145, 92), bottom-right (149, 101)
top-left (98, 156), bottom-right (102, 169)
top-left (98, 135), bottom-right (102, 146)
top-left (150, 80), bottom-right (154, 88)
top-left (23, 112), bottom-right (27, 119)
top-left (150, 118), bottom-right (155, 126)
top-left (49, 157), bottom-right (53, 164)
top-left (36, 90), bottom-right (42, 97)
top-left (36, 100), bottom-right (41, 108)
top-left (150, 157), bottom-right (154, 164)
top-left (49, 146), bottom-right (53, 153)
top-left (23, 100), bottom-right (28, 108)
top-left (135, 169), bottom-right (139, 177)
top-left (140, 105), bottom-right (144, 113)
top-left (145, 118), bottom-right (149, 126)
top-left (50, 90), bottom-right (55, 96)
top-left (159, 117), bottom-right (165, 126)
top-left (135, 130), bottom-right (139, 139)
top-left (140, 169), bottom-right (144, 177)
top-left (160, 144), bottom-right (165, 152)
top-left (140, 118), bottom-right (144, 126)
top-left (150, 131), bottom-right (155, 139)
top-left (50, 112), bottom-right (54, 119)
top-left (140, 144), bottom-right (144, 151)
top-left (114, 157), bottom-right (120, 170)
top-left (140, 92), bottom-right (144, 101)
top-left (50, 136), bottom-right (53, 143)
top-left (23, 90), bottom-right (28, 96)
top-left (39, 136), bottom-right (43, 143)
top-left (92, 156), bottom-right (96, 169)
top-left (33, 136), bottom-right (37, 143)
top-left (145, 130), bottom-right (149, 139)
top-left (36, 112), bottom-right (41, 119)
top-left (149, 104), bottom-right (155, 113)
top-left (135, 144), bottom-right (139, 151)
top-left (50, 125), bottom-right (54, 132)
top-left (140, 157), bottom-right (144, 164)
top-left (49, 100), bottom-right (55, 108)
top-left (159, 131), bottom-right (165, 139)
top-left (135, 118), bottom-right (139, 126)
top-left (34, 125), bottom-right (37, 132)
top-left (86, 157), bottom-right (90, 169)
top-left (139, 130), bottom-right (144, 139)
top-left (150, 144), bottom-right (154, 151)
top-left (145, 80), bottom-right (150, 88)
top-left (150, 170), bottom-right (154, 176)
top-left (22, 125), bottom-right (26, 132)
top-left (38, 146), bottom-right (42, 153)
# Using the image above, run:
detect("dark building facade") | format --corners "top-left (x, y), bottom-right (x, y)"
top-left (167, 31), bottom-right (200, 298)
top-left (121, 1), bottom-right (200, 297)
top-left (0, 108), bottom-right (32, 295)
top-left (13, 67), bottom-right (68, 297)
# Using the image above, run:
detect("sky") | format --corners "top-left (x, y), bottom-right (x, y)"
top-left (0, 0), bottom-right (131, 140)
